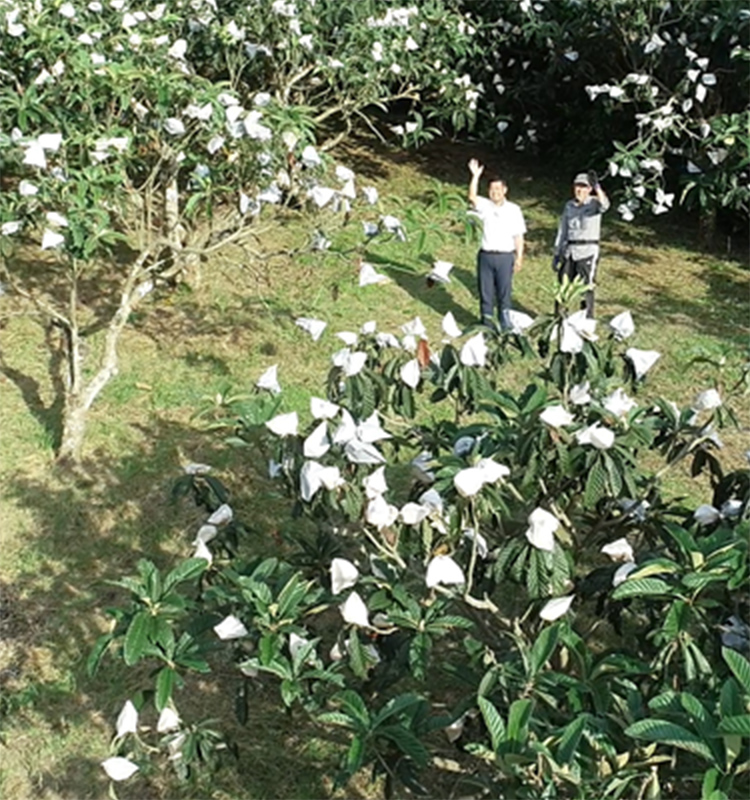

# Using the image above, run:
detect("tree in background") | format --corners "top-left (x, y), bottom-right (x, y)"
top-left (465, 0), bottom-right (749, 242)
top-left (0, 0), bottom-right (481, 462)
top-left (0, 0), bottom-right (746, 463)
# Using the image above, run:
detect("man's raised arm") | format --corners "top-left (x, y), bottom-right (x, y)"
top-left (468, 158), bottom-right (483, 208)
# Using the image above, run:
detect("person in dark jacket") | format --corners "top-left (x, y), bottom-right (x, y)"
top-left (553, 172), bottom-right (610, 318)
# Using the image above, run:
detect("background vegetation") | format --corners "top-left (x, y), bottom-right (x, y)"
top-left (0, 1), bottom-right (747, 798)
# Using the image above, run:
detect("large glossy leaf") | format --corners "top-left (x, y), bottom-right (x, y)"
top-left (379, 724), bottom-right (429, 767)
top-left (723, 648), bottom-right (750, 695)
top-left (720, 678), bottom-right (744, 718)
top-left (625, 719), bottom-right (714, 762)
top-left (138, 559), bottom-right (162, 602)
top-left (345, 734), bottom-right (365, 775)
top-left (478, 696), bottom-right (505, 752)
top-left (611, 577), bottom-right (674, 600)
top-left (507, 698), bottom-right (533, 745)
top-left (156, 666), bottom-right (176, 711)
top-left (347, 629), bottom-right (370, 680)
top-left (335, 690), bottom-right (371, 730)
top-left (627, 559), bottom-right (680, 581)
top-left (557, 714), bottom-right (588, 764)
top-left (123, 611), bottom-right (151, 666)
top-left (529, 624), bottom-right (559, 676)
top-left (717, 715), bottom-right (750, 736)
top-left (373, 693), bottom-right (423, 728)
top-left (318, 711), bottom-right (355, 729)
top-left (583, 459), bottom-right (607, 508)
top-left (679, 693), bottom-right (720, 759)
top-left (163, 557), bottom-right (208, 593)
top-left (86, 633), bottom-right (113, 677)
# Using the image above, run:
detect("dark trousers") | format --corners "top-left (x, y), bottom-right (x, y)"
top-left (559, 254), bottom-right (597, 318)
top-left (477, 250), bottom-right (514, 329)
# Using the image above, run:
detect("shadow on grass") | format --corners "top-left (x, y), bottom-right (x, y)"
top-left (367, 251), bottom-right (476, 328)
top-left (603, 251), bottom-right (750, 346)
top-left (0, 416), bottom-right (356, 800)
top-left (369, 252), bottom-right (538, 328)
top-left (0, 362), bottom-right (64, 452)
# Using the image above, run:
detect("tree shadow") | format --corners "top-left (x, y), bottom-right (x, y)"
top-left (5, 246), bottom-right (137, 337)
top-left (0, 324), bottom-right (67, 450)
top-left (133, 294), bottom-right (300, 351)
top-left (604, 253), bottom-right (750, 346)
top-left (369, 252), bottom-right (538, 327)
top-left (367, 251), bottom-right (477, 328)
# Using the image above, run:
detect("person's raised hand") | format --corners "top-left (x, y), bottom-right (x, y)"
top-left (468, 158), bottom-right (484, 177)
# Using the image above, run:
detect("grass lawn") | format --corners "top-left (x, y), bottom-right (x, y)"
top-left (0, 138), bottom-right (747, 799)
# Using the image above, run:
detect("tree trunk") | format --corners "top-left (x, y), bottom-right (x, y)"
top-left (163, 171), bottom-right (201, 286)
top-left (55, 251), bottom-right (152, 464)
top-left (57, 391), bottom-right (90, 465)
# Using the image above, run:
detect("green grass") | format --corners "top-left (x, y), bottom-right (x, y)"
top-left (0, 138), bottom-right (747, 799)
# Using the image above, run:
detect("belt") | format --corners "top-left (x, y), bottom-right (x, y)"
top-left (568, 239), bottom-right (599, 245)
top-left (480, 249), bottom-right (514, 254)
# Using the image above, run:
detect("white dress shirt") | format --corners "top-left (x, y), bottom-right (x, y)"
top-left (473, 197), bottom-right (526, 252)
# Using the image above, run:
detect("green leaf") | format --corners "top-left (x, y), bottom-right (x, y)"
top-left (529, 624), bottom-right (559, 676)
top-left (379, 724), bottom-right (429, 767)
top-left (257, 657), bottom-right (292, 681)
top-left (723, 648), bottom-right (750, 695)
top-left (138, 559), bottom-right (162, 602)
top-left (611, 577), bottom-right (674, 601)
top-left (156, 666), bottom-right (176, 711)
top-left (649, 691), bottom-right (681, 713)
top-left (277, 573), bottom-right (315, 619)
top-left (280, 678), bottom-right (300, 707)
top-left (603, 452), bottom-right (623, 496)
top-left (259, 633), bottom-right (281, 666)
top-left (702, 766), bottom-right (720, 799)
top-left (86, 633), bottom-right (113, 677)
top-left (345, 735), bottom-right (365, 775)
top-left (373, 693), bottom-right (423, 728)
top-left (163, 557), bottom-right (208, 593)
top-left (430, 614), bottom-right (474, 631)
top-left (151, 615), bottom-right (175, 654)
top-left (347, 629), bottom-right (370, 680)
top-left (717, 715), bottom-right (750, 736)
top-left (720, 677), bottom-right (744, 718)
top-left (123, 611), bottom-right (151, 666)
top-left (478, 697), bottom-right (505, 752)
top-left (680, 693), bottom-right (719, 753)
top-left (557, 714), bottom-right (587, 764)
top-left (106, 576), bottom-right (146, 598)
top-left (627, 559), bottom-right (681, 580)
top-left (583, 459), bottom-right (607, 509)
top-left (625, 719), bottom-right (715, 762)
top-left (318, 711), bottom-right (355, 728)
top-left (507, 699), bottom-right (533, 745)
top-left (336, 690), bottom-right (371, 730)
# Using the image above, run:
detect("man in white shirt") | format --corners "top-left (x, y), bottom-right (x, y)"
top-left (468, 158), bottom-right (526, 330)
